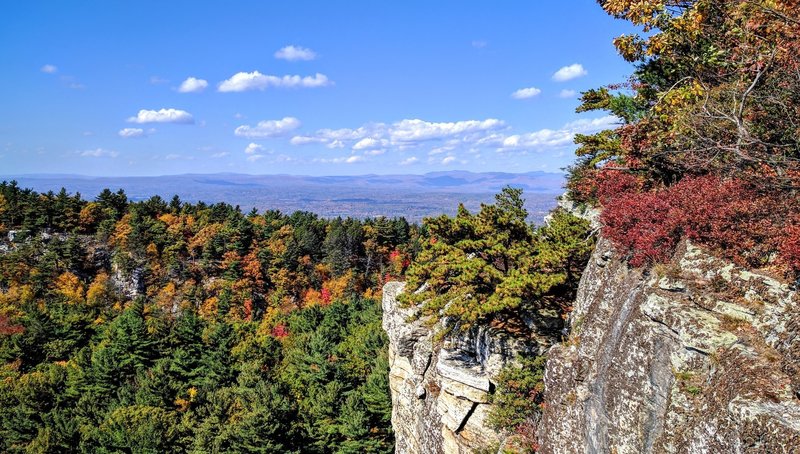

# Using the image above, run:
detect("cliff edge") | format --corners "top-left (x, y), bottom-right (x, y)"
top-left (539, 238), bottom-right (800, 453)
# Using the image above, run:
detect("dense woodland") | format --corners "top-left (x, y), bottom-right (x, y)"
top-left (0, 182), bottom-right (415, 453)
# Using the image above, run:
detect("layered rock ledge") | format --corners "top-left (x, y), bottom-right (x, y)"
top-left (382, 282), bottom-right (557, 453)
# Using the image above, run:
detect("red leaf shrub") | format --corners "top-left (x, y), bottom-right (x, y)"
top-left (320, 288), bottom-right (332, 305)
top-left (595, 168), bottom-right (644, 206)
top-left (271, 323), bottom-right (289, 339)
top-left (601, 189), bottom-right (681, 267)
top-left (600, 174), bottom-right (798, 272)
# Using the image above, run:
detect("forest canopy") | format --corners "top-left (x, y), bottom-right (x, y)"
top-left (0, 182), bottom-right (411, 453)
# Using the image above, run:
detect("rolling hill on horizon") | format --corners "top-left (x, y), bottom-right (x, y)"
top-left (1, 170), bottom-right (564, 223)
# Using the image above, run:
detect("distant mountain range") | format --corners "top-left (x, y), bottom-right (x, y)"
top-left (0, 171), bottom-right (565, 223)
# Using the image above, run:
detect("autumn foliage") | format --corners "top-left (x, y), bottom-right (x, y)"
top-left (598, 171), bottom-right (799, 269)
top-left (567, 0), bottom-right (800, 277)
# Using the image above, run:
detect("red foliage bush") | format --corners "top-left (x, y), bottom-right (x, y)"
top-left (599, 173), bottom-right (798, 272)
top-left (594, 168), bottom-right (643, 206)
top-left (320, 288), bottom-right (332, 305)
top-left (271, 323), bottom-right (289, 339)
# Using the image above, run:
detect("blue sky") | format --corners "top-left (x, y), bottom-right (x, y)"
top-left (0, 1), bottom-right (635, 176)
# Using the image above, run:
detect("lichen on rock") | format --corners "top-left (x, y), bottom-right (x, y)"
top-left (538, 238), bottom-right (800, 453)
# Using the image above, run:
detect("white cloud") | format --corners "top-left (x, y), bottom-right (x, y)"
top-left (178, 77), bottom-right (208, 93)
top-left (352, 137), bottom-right (386, 150)
top-left (290, 118), bottom-right (507, 154)
top-left (235, 117), bottom-right (301, 138)
top-left (499, 115), bottom-right (619, 151)
top-left (511, 87), bottom-right (542, 99)
top-left (274, 45), bottom-right (317, 61)
top-left (313, 155), bottom-right (364, 164)
top-left (128, 108), bottom-right (194, 124)
top-left (290, 136), bottom-right (326, 145)
top-left (400, 157), bottom-right (419, 165)
top-left (211, 151), bottom-right (230, 158)
top-left (118, 128), bottom-right (146, 138)
top-left (244, 143), bottom-right (264, 154)
top-left (563, 115), bottom-right (620, 131)
top-left (559, 89), bottom-right (577, 98)
top-left (79, 148), bottom-right (119, 158)
top-left (41, 64), bottom-right (57, 74)
top-left (286, 115), bottom-right (616, 158)
top-left (552, 64), bottom-right (587, 82)
top-left (246, 154), bottom-right (266, 162)
top-left (390, 118), bottom-right (505, 144)
top-left (218, 71), bottom-right (331, 92)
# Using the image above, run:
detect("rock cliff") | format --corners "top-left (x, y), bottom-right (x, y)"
top-left (384, 213), bottom-right (800, 453)
top-left (382, 282), bottom-right (561, 453)
top-left (539, 238), bottom-right (800, 453)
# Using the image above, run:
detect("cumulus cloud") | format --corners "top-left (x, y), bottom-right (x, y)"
top-left (390, 119), bottom-right (505, 145)
top-left (290, 118), bottom-right (506, 153)
top-left (79, 148), bottom-right (119, 158)
top-left (127, 108), bottom-right (194, 124)
top-left (178, 77), bottom-right (208, 93)
top-left (274, 45), bottom-right (317, 61)
top-left (285, 115), bottom-right (616, 158)
top-left (246, 154), bottom-right (266, 162)
top-left (118, 128), bottom-right (146, 138)
top-left (498, 115), bottom-right (619, 151)
top-left (559, 89), bottom-right (577, 98)
top-left (218, 71), bottom-right (331, 92)
top-left (352, 137), bottom-right (386, 150)
top-left (234, 117), bottom-right (301, 138)
top-left (552, 63), bottom-right (587, 82)
top-left (41, 64), bottom-right (58, 74)
top-left (244, 143), bottom-right (264, 154)
top-left (511, 87), bottom-right (542, 99)
top-left (400, 157), bottom-right (419, 165)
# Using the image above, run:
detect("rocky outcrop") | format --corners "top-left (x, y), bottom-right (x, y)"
top-left (539, 238), bottom-right (800, 453)
top-left (383, 282), bottom-right (559, 453)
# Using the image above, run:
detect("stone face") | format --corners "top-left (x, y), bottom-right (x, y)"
top-left (382, 281), bottom-right (551, 454)
top-left (538, 238), bottom-right (800, 454)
